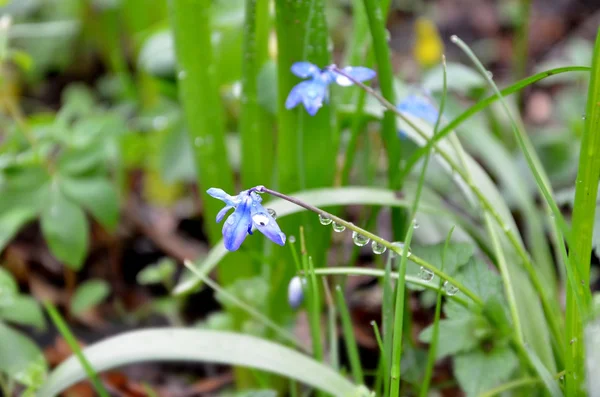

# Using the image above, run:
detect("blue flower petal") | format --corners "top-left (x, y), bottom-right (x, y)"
top-left (288, 276), bottom-right (306, 309)
top-left (207, 188), bottom-right (238, 207)
top-left (250, 202), bottom-right (286, 246)
top-left (291, 61), bottom-right (320, 78)
top-left (222, 198), bottom-right (253, 251)
top-left (333, 66), bottom-right (376, 86)
top-left (216, 205), bottom-right (233, 223)
top-left (286, 80), bottom-right (328, 115)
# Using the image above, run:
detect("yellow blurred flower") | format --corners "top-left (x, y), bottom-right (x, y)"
top-left (413, 17), bottom-right (444, 69)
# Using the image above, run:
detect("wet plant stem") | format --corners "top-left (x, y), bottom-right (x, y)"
top-left (257, 186), bottom-right (483, 306)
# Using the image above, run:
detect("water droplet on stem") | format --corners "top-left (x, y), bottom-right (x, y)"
top-left (443, 281), bottom-right (459, 296)
top-left (332, 222), bottom-right (346, 232)
top-left (351, 231), bottom-right (370, 246)
top-left (371, 241), bottom-right (387, 255)
top-left (318, 214), bottom-right (332, 225)
top-left (267, 208), bottom-right (277, 219)
top-left (418, 267), bottom-right (434, 282)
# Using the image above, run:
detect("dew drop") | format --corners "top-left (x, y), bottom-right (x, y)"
top-left (252, 213), bottom-right (270, 226)
top-left (418, 266), bottom-right (434, 282)
top-left (486, 70), bottom-right (493, 79)
top-left (227, 214), bottom-right (236, 225)
top-left (178, 70), bottom-right (187, 80)
top-left (582, 114), bottom-right (586, 120)
top-left (332, 222), bottom-right (346, 233)
top-left (450, 35), bottom-right (459, 43)
top-left (318, 214), bottom-right (332, 225)
top-left (267, 208), bottom-right (277, 219)
top-left (351, 231), bottom-right (370, 247)
top-left (371, 241), bottom-right (387, 255)
top-left (413, 220), bottom-right (420, 229)
top-left (443, 281), bottom-right (459, 296)
top-left (289, 235), bottom-right (296, 243)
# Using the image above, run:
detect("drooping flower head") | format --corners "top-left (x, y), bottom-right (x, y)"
top-left (207, 187), bottom-right (286, 251)
top-left (397, 93), bottom-right (440, 139)
top-left (285, 62), bottom-right (376, 116)
top-left (287, 276), bottom-right (306, 309)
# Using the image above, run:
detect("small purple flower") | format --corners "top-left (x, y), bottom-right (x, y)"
top-left (207, 187), bottom-right (286, 251)
top-left (285, 62), bottom-right (376, 116)
top-left (397, 94), bottom-right (440, 139)
top-left (288, 276), bottom-right (306, 309)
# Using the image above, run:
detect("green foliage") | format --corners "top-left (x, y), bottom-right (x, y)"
top-left (0, 322), bottom-right (47, 390)
top-left (454, 346), bottom-right (519, 397)
top-left (137, 258), bottom-right (177, 287)
top-left (70, 279), bottom-right (111, 316)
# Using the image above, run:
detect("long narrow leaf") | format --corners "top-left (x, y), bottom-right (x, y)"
top-left (37, 329), bottom-right (360, 397)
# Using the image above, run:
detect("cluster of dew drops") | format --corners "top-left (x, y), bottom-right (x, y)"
top-left (314, 213), bottom-right (459, 296)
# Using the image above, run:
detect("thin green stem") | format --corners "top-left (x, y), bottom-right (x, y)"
top-left (182, 261), bottom-right (307, 353)
top-left (370, 320), bottom-right (385, 355)
top-left (259, 187), bottom-right (482, 305)
top-left (335, 285), bottom-right (364, 384)
top-left (45, 302), bottom-right (110, 397)
top-left (301, 231), bottom-right (324, 364)
top-left (312, 267), bottom-right (470, 307)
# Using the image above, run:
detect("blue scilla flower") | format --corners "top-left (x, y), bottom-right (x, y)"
top-left (207, 187), bottom-right (286, 251)
top-left (288, 276), bottom-right (306, 309)
top-left (285, 62), bottom-right (376, 116)
top-left (397, 94), bottom-right (440, 139)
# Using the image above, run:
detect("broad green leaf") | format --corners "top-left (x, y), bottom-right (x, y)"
top-left (0, 295), bottom-right (46, 330)
top-left (60, 176), bottom-right (119, 231)
top-left (454, 346), bottom-right (518, 397)
top-left (40, 188), bottom-right (88, 270)
top-left (70, 279), bottom-right (110, 316)
top-left (0, 323), bottom-right (47, 388)
top-left (57, 146), bottom-right (105, 176)
top-left (0, 267), bottom-right (18, 306)
top-left (0, 206), bottom-right (38, 252)
top-left (456, 257), bottom-right (503, 303)
top-left (410, 242), bottom-right (474, 276)
top-left (419, 316), bottom-right (484, 360)
top-left (37, 329), bottom-right (360, 397)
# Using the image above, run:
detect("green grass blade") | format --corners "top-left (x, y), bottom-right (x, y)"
top-left (566, 27), bottom-right (600, 395)
top-left (301, 232), bottom-right (324, 363)
top-left (403, 66), bottom-right (590, 176)
top-left (420, 226), bottom-right (455, 397)
top-left (362, 0), bottom-right (399, 188)
top-left (182, 261), bottom-right (304, 352)
top-left (389, 225), bottom-right (415, 396)
top-left (240, 0), bottom-right (273, 188)
top-left (169, 0), bottom-right (235, 243)
top-left (335, 285), bottom-right (364, 385)
top-left (521, 345), bottom-right (564, 397)
top-left (44, 302), bottom-right (109, 397)
top-left (382, 252), bottom-right (394, 397)
top-left (37, 329), bottom-right (360, 397)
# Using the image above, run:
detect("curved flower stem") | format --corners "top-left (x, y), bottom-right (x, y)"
top-left (327, 65), bottom-right (563, 352)
top-left (257, 186), bottom-right (483, 306)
